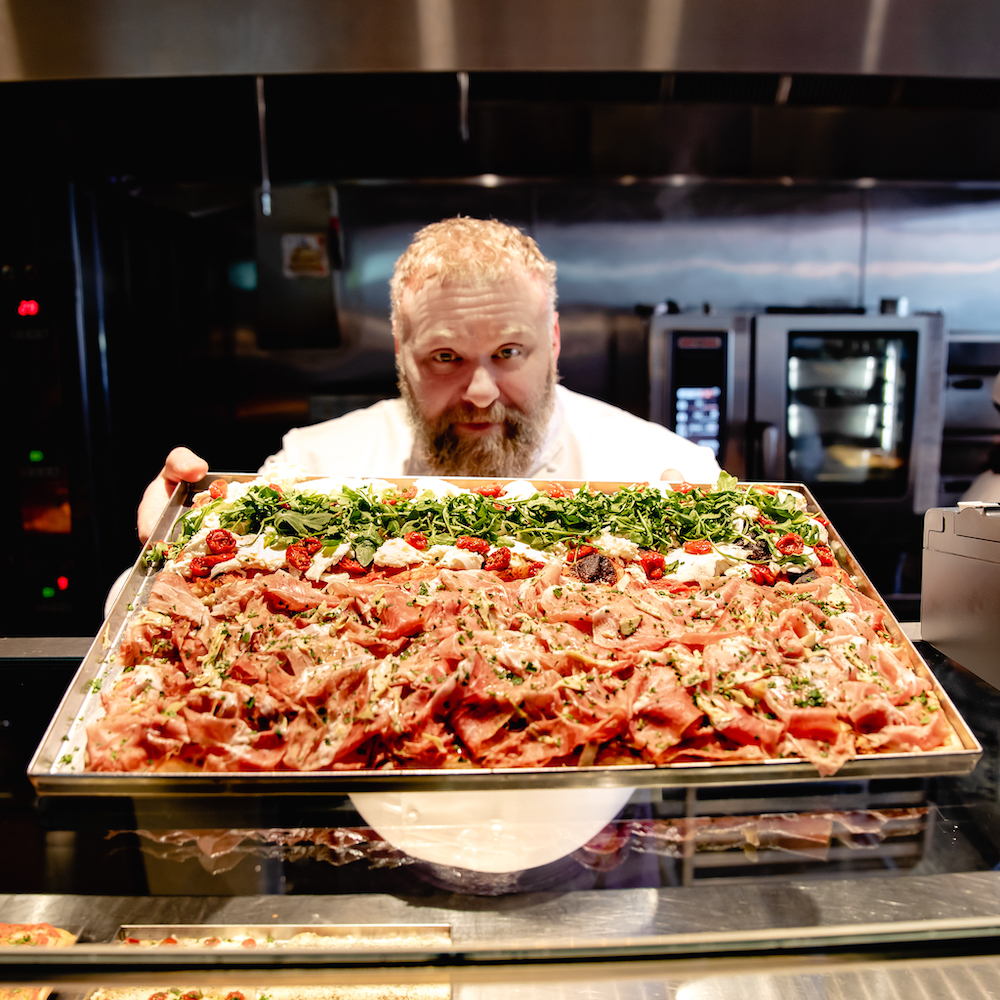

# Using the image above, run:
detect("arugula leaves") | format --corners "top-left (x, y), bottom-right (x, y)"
top-left (164, 477), bottom-right (825, 571)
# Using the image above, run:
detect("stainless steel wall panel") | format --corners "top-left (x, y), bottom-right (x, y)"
top-left (533, 185), bottom-right (865, 312)
top-left (865, 189), bottom-right (1000, 332)
top-left (333, 182), bottom-right (1000, 335)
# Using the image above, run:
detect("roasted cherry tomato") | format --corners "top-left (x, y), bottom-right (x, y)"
top-left (206, 528), bottom-right (237, 554)
top-left (751, 565), bottom-right (776, 586)
top-left (300, 536), bottom-right (322, 555)
top-left (456, 535), bottom-right (490, 554)
top-left (528, 560), bottom-right (546, 574)
top-left (384, 486), bottom-right (418, 505)
top-left (814, 544), bottom-right (835, 567)
top-left (200, 937), bottom-right (220, 948)
top-left (757, 514), bottom-right (775, 527)
top-left (683, 539), bottom-right (713, 555)
top-left (226, 993), bottom-right (248, 999)
top-left (208, 478), bottom-right (228, 500)
top-left (672, 482), bottom-right (695, 494)
top-left (240, 938), bottom-right (257, 949)
top-left (473, 481), bottom-right (506, 498)
top-left (159, 937), bottom-right (178, 946)
top-left (190, 554), bottom-right (231, 578)
top-left (285, 544), bottom-right (312, 571)
top-left (639, 551), bottom-right (666, 579)
top-left (546, 482), bottom-right (570, 498)
top-left (484, 546), bottom-right (511, 571)
top-left (566, 544), bottom-right (596, 562)
top-left (124, 937), bottom-right (140, 945)
top-left (181, 992), bottom-right (204, 1000)
top-left (404, 531), bottom-right (428, 550)
top-left (776, 532), bottom-right (804, 555)
top-left (149, 993), bottom-right (170, 1000)
top-left (267, 482), bottom-right (290, 508)
top-left (335, 556), bottom-right (367, 575)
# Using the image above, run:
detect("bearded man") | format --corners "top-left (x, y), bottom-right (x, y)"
top-left (138, 217), bottom-right (720, 542)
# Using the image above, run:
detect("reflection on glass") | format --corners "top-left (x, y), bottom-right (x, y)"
top-left (786, 333), bottom-right (914, 492)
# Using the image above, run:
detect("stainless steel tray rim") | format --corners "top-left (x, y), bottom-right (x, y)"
top-left (28, 477), bottom-right (983, 796)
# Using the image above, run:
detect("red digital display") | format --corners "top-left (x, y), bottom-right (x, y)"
top-left (17, 299), bottom-right (39, 317)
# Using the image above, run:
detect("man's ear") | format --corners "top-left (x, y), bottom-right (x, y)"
top-left (551, 312), bottom-right (561, 363)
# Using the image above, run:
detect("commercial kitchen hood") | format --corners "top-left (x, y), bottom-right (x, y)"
top-left (2, 0), bottom-right (1000, 83)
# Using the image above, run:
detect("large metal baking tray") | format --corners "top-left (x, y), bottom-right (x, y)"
top-left (28, 476), bottom-right (982, 794)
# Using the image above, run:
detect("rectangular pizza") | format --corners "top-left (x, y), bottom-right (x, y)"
top-left (73, 471), bottom-right (962, 779)
top-left (0, 924), bottom-right (76, 948)
top-left (0, 922), bottom-right (77, 1000)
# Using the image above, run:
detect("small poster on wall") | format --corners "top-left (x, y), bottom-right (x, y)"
top-left (281, 233), bottom-right (330, 278)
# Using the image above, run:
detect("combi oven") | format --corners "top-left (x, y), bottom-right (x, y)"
top-left (648, 309), bottom-right (946, 523)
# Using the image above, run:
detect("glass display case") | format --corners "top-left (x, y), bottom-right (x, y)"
top-left (2, 628), bottom-right (1000, 998)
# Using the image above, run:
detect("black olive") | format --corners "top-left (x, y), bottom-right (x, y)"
top-left (746, 539), bottom-right (769, 562)
top-left (571, 552), bottom-right (618, 585)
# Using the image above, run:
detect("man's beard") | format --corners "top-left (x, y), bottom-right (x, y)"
top-left (398, 362), bottom-right (556, 478)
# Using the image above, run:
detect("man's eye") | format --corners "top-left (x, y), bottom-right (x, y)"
top-left (431, 351), bottom-right (460, 363)
top-left (495, 347), bottom-right (522, 360)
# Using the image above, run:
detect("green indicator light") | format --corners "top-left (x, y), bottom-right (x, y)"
top-left (29, 450), bottom-right (43, 463)
top-left (41, 586), bottom-right (56, 598)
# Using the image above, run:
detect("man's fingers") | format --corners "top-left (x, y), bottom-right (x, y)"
top-left (137, 477), bottom-right (172, 545)
top-left (138, 447), bottom-right (209, 544)
top-left (163, 446), bottom-right (209, 484)
top-left (659, 468), bottom-right (684, 482)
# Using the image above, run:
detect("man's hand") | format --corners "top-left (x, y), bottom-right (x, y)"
top-left (137, 447), bottom-right (209, 543)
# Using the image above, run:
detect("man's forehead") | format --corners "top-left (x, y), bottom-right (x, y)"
top-left (399, 268), bottom-right (548, 317)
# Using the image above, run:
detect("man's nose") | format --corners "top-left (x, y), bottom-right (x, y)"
top-left (463, 365), bottom-right (500, 409)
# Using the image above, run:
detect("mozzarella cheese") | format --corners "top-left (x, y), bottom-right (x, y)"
top-left (428, 545), bottom-right (483, 570)
top-left (597, 531), bottom-right (640, 561)
top-left (413, 477), bottom-right (468, 497)
top-left (373, 537), bottom-right (427, 568)
top-left (502, 479), bottom-right (540, 501)
top-left (305, 541), bottom-right (351, 580)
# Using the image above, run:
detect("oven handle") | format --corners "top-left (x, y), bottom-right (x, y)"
top-left (760, 424), bottom-right (780, 480)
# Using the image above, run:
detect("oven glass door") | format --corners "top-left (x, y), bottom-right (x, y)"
top-left (785, 331), bottom-right (918, 496)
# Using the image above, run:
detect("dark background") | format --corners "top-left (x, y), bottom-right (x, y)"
top-left (7, 69), bottom-right (1000, 635)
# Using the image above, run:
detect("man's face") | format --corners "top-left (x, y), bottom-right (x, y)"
top-left (395, 270), bottom-right (560, 477)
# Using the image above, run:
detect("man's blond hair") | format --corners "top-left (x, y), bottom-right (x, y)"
top-left (390, 217), bottom-right (557, 339)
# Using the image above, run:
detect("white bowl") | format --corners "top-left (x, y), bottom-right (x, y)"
top-left (349, 786), bottom-right (635, 873)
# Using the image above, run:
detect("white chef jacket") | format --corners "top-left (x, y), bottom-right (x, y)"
top-left (262, 385), bottom-right (722, 484)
